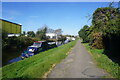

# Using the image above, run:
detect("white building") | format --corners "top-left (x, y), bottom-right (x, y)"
top-left (46, 33), bottom-right (57, 39)
top-left (66, 37), bottom-right (76, 41)
top-left (8, 34), bottom-right (20, 37)
top-left (71, 37), bottom-right (76, 40)
top-left (66, 37), bottom-right (71, 40)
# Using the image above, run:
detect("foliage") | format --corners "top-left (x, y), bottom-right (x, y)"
top-left (92, 6), bottom-right (120, 55)
top-left (78, 3), bottom-right (120, 52)
top-left (54, 29), bottom-right (62, 35)
top-left (47, 28), bottom-right (55, 33)
top-left (92, 7), bottom-right (120, 35)
top-left (2, 40), bottom-right (77, 78)
top-left (36, 26), bottom-right (47, 40)
top-left (78, 25), bottom-right (90, 42)
top-left (57, 35), bottom-right (66, 43)
top-left (20, 31), bottom-right (26, 36)
top-left (27, 31), bottom-right (35, 37)
top-left (17, 36), bottom-right (37, 47)
top-left (2, 36), bottom-right (37, 50)
top-left (23, 31), bottom-right (26, 35)
top-left (91, 32), bottom-right (105, 49)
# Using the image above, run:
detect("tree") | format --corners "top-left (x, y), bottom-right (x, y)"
top-left (78, 2), bottom-right (120, 56)
top-left (90, 2), bottom-right (120, 56)
top-left (20, 31), bottom-right (26, 36)
top-left (78, 25), bottom-right (89, 42)
top-left (47, 28), bottom-right (55, 33)
top-left (27, 31), bottom-right (35, 37)
top-left (54, 29), bottom-right (62, 35)
top-left (92, 6), bottom-right (119, 34)
top-left (23, 31), bottom-right (26, 36)
top-left (54, 29), bottom-right (62, 40)
top-left (36, 25), bottom-right (48, 40)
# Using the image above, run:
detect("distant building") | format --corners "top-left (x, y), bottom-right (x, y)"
top-left (1, 19), bottom-right (22, 37)
top-left (66, 37), bottom-right (71, 40)
top-left (8, 34), bottom-right (20, 37)
top-left (46, 33), bottom-right (57, 39)
top-left (71, 37), bottom-right (76, 40)
top-left (66, 37), bottom-right (76, 41)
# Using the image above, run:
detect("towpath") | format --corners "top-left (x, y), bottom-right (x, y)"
top-left (48, 40), bottom-right (108, 78)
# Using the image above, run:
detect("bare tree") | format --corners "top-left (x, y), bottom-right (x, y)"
top-left (38, 24), bottom-right (48, 31)
top-left (47, 28), bottom-right (55, 33)
top-left (36, 24), bottom-right (48, 40)
top-left (54, 29), bottom-right (62, 35)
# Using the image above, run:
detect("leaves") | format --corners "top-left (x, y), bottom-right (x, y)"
top-left (27, 31), bottom-right (35, 37)
top-left (78, 3), bottom-right (120, 50)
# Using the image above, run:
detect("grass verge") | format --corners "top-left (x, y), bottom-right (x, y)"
top-left (2, 40), bottom-right (77, 79)
top-left (83, 43), bottom-right (120, 79)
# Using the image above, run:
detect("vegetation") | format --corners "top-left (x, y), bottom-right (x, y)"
top-left (78, 25), bottom-right (90, 42)
top-left (0, 68), bottom-right (2, 80)
top-left (27, 31), bottom-right (35, 37)
top-left (36, 26), bottom-right (47, 40)
top-left (2, 36), bottom-right (38, 50)
top-left (83, 43), bottom-right (120, 79)
top-left (78, 2), bottom-right (120, 56)
top-left (2, 40), bottom-right (77, 79)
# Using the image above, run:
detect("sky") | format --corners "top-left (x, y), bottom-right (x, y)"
top-left (2, 2), bottom-right (119, 35)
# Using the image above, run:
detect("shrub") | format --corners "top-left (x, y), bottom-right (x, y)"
top-left (91, 32), bottom-right (105, 49)
top-left (2, 36), bottom-right (37, 50)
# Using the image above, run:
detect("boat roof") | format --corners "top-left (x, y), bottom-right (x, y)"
top-left (34, 41), bottom-right (46, 43)
top-left (28, 45), bottom-right (40, 48)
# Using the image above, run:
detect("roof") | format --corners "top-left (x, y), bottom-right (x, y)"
top-left (34, 41), bottom-right (46, 43)
top-left (0, 19), bottom-right (22, 26)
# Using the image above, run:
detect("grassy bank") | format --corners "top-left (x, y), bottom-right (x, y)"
top-left (2, 40), bottom-right (77, 79)
top-left (83, 43), bottom-right (120, 79)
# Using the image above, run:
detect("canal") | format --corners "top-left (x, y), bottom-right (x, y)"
top-left (2, 47), bottom-right (26, 66)
top-left (2, 41), bottom-right (64, 66)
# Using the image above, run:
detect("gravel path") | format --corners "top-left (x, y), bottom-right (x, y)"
top-left (48, 40), bottom-right (109, 78)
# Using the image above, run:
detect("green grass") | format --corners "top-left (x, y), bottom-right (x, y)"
top-left (83, 43), bottom-right (120, 79)
top-left (2, 40), bottom-right (77, 79)
top-left (0, 68), bottom-right (2, 80)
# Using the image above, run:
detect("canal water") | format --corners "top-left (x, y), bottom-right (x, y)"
top-left (7, 57), bottom-right (22, 64)
top-left (2, 47), bottom-right (26, 66)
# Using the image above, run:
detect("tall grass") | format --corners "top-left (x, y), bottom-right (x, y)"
top-left (2, 40), bottom-right (77, 79)
top-left (83, 43), bottom-right (120, 79)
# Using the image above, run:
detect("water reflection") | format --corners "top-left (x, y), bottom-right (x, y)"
top-left (7, 57), bottom-right (22, 64)
top-left (2, 47), bottom-right (26, 66)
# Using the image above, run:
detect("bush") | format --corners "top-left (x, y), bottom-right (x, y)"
top-left (78, 25), bottom-right (90, 42)
top-left (91, 32), bottom-right (105, 49)
top-left (2, 36), bottom-right (37, 50)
